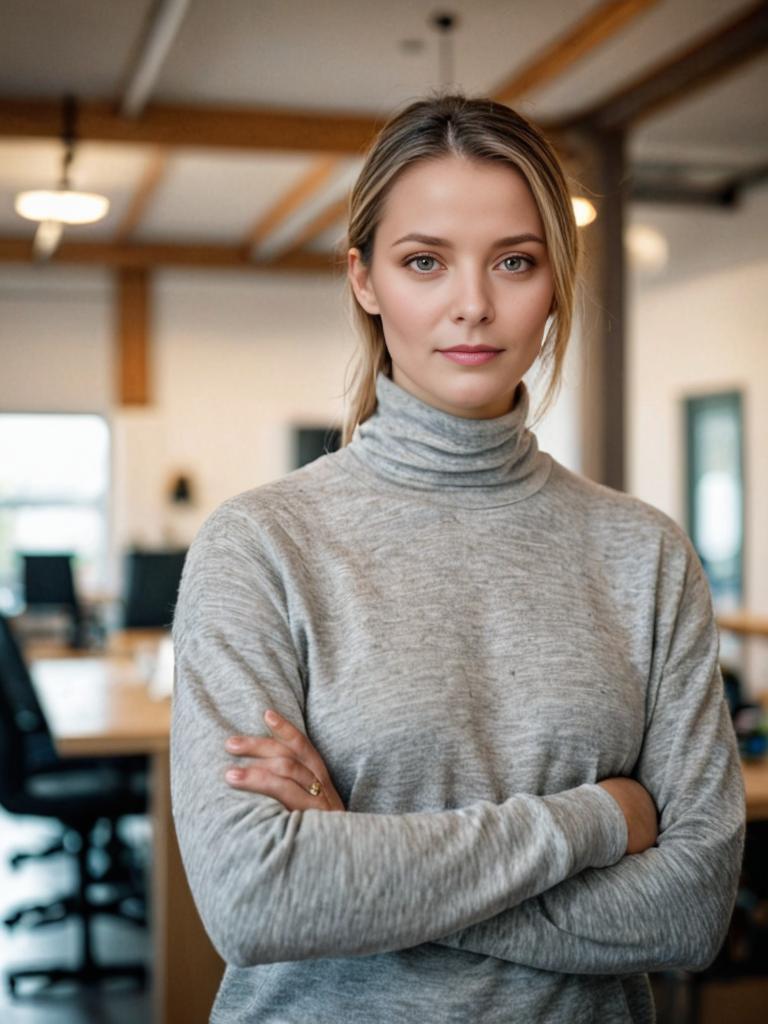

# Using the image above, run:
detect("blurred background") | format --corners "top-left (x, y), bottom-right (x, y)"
top-left (0, 1), bottom-right (766, 1021)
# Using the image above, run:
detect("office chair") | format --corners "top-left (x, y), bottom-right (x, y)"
top-left (122, 548), bottom-right (187, 628)
top-left (0, 613), bottom-right (148, 996)
top-left (21, 553), bottom-right (93, 649)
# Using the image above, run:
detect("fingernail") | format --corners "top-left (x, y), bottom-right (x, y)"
top-left (226, 769), bottom-right (244, 782)
top-left (226, 737), bottom-right (244, 750)
top-left (265, 710), bottom-right (280, 726)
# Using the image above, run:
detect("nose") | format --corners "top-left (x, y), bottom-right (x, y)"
top-left (450, 268), bottom-right (494, 326)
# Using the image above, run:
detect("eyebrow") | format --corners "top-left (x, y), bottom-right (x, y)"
top-left (390, 232), bottom-right (546, 248)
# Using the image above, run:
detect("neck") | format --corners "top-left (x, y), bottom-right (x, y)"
top-left (347, 372), bottom-right (552, 508)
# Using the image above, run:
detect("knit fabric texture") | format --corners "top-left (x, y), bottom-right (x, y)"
top-left (171, 371), bottom-right (745, 1023)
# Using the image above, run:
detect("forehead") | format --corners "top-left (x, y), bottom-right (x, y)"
top-left (378, 156), bottom-right (544, 238)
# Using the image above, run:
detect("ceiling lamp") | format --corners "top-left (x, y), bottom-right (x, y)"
top-left (15, 188), bottom-right (109, 225)
top-left (13, 96), bottom-right (109, 259)
top-left (572, 196), bottom-right (597, 227)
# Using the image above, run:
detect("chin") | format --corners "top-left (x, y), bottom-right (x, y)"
top-left (445, 377), bottom-right (516, 407)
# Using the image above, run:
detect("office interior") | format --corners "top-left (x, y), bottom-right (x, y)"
top-left (0, 1), bottom-right (766, 1022)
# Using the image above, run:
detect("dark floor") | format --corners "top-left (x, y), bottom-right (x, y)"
top-left (0, 806), bottom-right (152, 1023)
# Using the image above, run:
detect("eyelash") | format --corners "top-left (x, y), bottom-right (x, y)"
top-left (403, 253), bottom-right (535, 275)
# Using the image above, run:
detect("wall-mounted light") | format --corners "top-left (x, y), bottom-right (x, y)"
top-left (169, 473), bottom-right (194, 505)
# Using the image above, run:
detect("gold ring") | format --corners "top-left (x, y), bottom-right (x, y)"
top-left (307, 780), bottom-right (322, 797)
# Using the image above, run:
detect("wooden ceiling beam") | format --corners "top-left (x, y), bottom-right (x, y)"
top-left (114, 149), bottom-right (169, 242)
top-left (243, 155), bottom-right (344, 252)
top-left (272, 194), bottom-right (348, 262)
top-left (0, 236), bottom-right (336, 272)
top-left (561, 0), bottom-right (768, 130)
top-left (0, 97), bottom-right (384, 153)
top-left (492, 0), bottom-right (660, 104)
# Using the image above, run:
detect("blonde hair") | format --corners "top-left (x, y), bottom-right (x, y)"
top-left (341, 93), bottom-right (580, 446)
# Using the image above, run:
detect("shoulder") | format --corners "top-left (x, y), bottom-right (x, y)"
top-left (545, 458), bottom-right (698, 579)
top-left (191, 449), bottom-right (348, 552)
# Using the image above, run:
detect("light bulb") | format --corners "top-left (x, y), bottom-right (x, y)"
top-left (15, 189), bottom-right (110, 225)
top-left (572, 196), bottom-right (597, 227)
top-left (626, 224), bottom-right (669, 273)
top-left (33, 220), bottom-right (64, 259)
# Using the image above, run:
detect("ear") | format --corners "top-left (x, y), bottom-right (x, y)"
top-left (347, 248), bottom-right (380, 315)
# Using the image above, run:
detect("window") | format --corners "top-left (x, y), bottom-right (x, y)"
top-left (0, 414), bottom-right (110, 611)
top-left (684, 391), bottom-right (744, 608)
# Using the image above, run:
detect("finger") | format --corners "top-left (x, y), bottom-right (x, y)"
top-left (261, 710), bottom-right (335, 790)
top-left (257, 752), bottom-right (324, 797)
top-left (225, 762), bottom-right (328, 811)
top-left (224, 719), bottom-right (345, 810)
top-left (225, 734), bottom-right (296, 760)
top-left (224, 735), bottom-right (323, 791)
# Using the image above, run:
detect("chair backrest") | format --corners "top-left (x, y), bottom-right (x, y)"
top-left (0, 613), bottom-right (59, 800)
top-left (22, 553), bottom-right (82, 618)
top-left (122, 549), bottom-right (187, 628)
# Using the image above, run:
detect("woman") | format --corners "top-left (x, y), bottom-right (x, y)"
top-left (171, 94), bottom-right (745, 1023)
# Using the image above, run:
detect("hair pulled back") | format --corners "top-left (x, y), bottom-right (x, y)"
top-left (342, 93), bottom-right (580, 445)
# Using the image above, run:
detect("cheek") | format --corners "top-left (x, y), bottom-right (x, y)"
top-left (500, 277), bottom-right (554, 329)
top-left (376, 277), bottom-right (439, 335)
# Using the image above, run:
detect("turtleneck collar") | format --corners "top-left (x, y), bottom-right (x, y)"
top-left (345, 371), bottom-right (552, 508)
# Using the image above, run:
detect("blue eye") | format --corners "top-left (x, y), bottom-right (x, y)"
top-left (406, 254), bottom-right (440, 273)
top-left (500, 255), bottom-right (532, 272)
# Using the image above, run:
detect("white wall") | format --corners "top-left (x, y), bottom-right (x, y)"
top-left (0, 265), bottom-right (113, 413)
top-left (0, 265), bottom-right (356, 592)
top-left (628, 183), bottom-right (768, 692)
top-left (118, 269), bottom-right (356, 551)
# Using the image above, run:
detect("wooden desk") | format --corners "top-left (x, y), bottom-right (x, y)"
top-left (105, 628), bottom-right (171, 659)
top-left (31, 656), bottom-right (224, 1024)
top-left (21, 627), bottom-right (170, 664)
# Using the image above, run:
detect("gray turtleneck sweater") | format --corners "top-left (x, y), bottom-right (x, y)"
top-left (171, 373), bottom-right (745, 1024)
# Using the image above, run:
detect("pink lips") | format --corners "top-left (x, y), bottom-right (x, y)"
top-left (439, 348), bottom-right (501, 366)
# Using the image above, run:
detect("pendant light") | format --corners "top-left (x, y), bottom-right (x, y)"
top-left (14, 96), bottom-right (110, 259)
top-left (431, 12), bottom-right (458, 89)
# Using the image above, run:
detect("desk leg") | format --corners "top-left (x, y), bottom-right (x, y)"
top-left (151, 751), bottom-right (224, 1024)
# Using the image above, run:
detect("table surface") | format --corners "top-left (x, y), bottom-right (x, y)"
top-left (31, 653), bottom-right (170, 756)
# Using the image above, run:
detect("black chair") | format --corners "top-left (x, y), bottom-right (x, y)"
top-left (122, 549), bottom-right (187, 628)
top-left (21, 553), bottom-right (93, 649)
top-left (0, 613), bottom-right (148, 996)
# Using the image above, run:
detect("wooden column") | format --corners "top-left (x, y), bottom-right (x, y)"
top-left (568, 126), bottom-right (628, 490)
top-left (116, 267), bottom-right (151, 405)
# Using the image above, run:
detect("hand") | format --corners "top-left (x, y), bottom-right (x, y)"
top-left (597, 777), bottom-right (659, 855)
top-left (223, 710), bottom-right (346, 813)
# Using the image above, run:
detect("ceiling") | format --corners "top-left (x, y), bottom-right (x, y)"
top-left (0, 0), bottom-right (766, 267)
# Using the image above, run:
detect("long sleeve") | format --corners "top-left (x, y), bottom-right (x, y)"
top-left (435, 537), bottom-right (746, 974)
top-left (170, 502), bottom-right (628, 968)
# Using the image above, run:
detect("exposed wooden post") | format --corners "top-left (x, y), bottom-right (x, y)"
top-left (116, 267), bottom-right (151, 405)
top-left (569, 127), bottom-right (627, 490)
